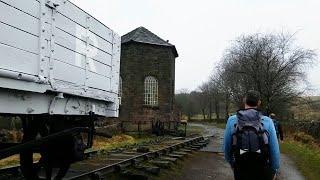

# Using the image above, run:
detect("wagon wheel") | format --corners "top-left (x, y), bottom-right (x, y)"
top-left (20, 116), bottom-right (48, 180)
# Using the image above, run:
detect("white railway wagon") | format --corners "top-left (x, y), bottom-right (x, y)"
top-left (0, 0), bottom-right (121, 117)
top-left (0, 0), bottom-right (121, 178)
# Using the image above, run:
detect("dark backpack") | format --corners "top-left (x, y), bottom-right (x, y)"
top-left (232, 109), bottom-right (270, 167)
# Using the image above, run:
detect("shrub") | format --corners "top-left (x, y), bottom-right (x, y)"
top-left (293, 132), bottom-right (315, 144)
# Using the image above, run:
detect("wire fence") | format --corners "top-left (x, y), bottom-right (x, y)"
top-left (120, 120), bottom-right (181, 135)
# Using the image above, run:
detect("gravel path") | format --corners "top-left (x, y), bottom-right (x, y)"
top-left (178, 123), bottom-right (306, 180)
top-left (278, 154), bottom-right (305, 180)
top-left (156, 152), bottom-right (234, 180)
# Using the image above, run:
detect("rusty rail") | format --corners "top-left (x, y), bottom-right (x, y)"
top-left (0, 136), bottom-right (208, 180)
top-left (66, 136), bottom-right (205, 180)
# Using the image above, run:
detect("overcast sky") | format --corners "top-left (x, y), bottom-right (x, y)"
top-left (70, 0), bottom-right (320, 94)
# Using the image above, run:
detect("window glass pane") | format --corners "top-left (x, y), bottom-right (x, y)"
top-left (144, 76), bottom-right (158, 105)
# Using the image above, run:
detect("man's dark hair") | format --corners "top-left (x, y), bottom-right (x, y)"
top-left (245, 90), bottom-right (261, 107)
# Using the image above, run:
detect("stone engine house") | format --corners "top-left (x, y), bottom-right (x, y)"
top-left (119, 27), bottom-right (178, 125)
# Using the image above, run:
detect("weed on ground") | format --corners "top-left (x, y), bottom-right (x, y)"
top-left (281, 135), bottom-right (320, 180)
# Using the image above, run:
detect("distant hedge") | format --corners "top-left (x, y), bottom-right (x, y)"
top-left (285, 121), bottom-right (320, 140)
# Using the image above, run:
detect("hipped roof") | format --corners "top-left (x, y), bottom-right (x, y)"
top-left (121, 26), bottom-right (178, 57)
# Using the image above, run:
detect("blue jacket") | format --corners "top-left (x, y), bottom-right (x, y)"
top-left (223, 111), bottom-right (280, 171)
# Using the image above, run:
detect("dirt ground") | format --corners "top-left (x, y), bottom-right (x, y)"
top-left (155, 123), bottom-right (305, 180)
top-left (154, 151), bottom-right (233, 180)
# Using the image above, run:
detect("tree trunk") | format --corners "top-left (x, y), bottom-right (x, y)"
top-left (215, 99), bottom-right (220, 120)
top-left (202, 109), bottom-right (206, 120)
top-left (225, 93), bottom-right (230, 120)
top-left (214, 94), bottom-right (220, 121)
top-left (209, 101), bottom-right (212, 121)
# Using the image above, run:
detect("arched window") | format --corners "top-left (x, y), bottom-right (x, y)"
top-left (119, 76), bottom-right (122, 97)
top-left (144, 76), bottom-right (158, 106)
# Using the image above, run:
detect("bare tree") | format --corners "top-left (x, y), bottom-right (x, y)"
top-left (198, 83), bottom-right (211, 120)
top-left (199, 76), bottom-right (224, 121)
top-left (211, 70), bottom-right (232, 120)
top-left (176, 32), bottom-right (316, 121)
top-left (208, 80), bottom-right (221, 120)
top-left (219, 32), bottom-right (316, 114)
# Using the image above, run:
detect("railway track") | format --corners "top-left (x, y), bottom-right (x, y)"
top-left (0, 136), bottom-right (209, 180)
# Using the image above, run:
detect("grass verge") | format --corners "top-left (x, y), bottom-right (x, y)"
top-left (88, 134), bottom-right (155, 152)
top-left (0, 155), bottom-right (20, 169)
top-left (0, 134), bottom-right (154, 169)
top-left (281, 140), bottom-right (320, 180)
top-left (0, 154), bottom-right (40, 169)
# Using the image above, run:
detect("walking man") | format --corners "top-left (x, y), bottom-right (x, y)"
top-left (223, 90), bottom-right (280, 180)
top-left (269, 113), bottom-right (284, 142)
